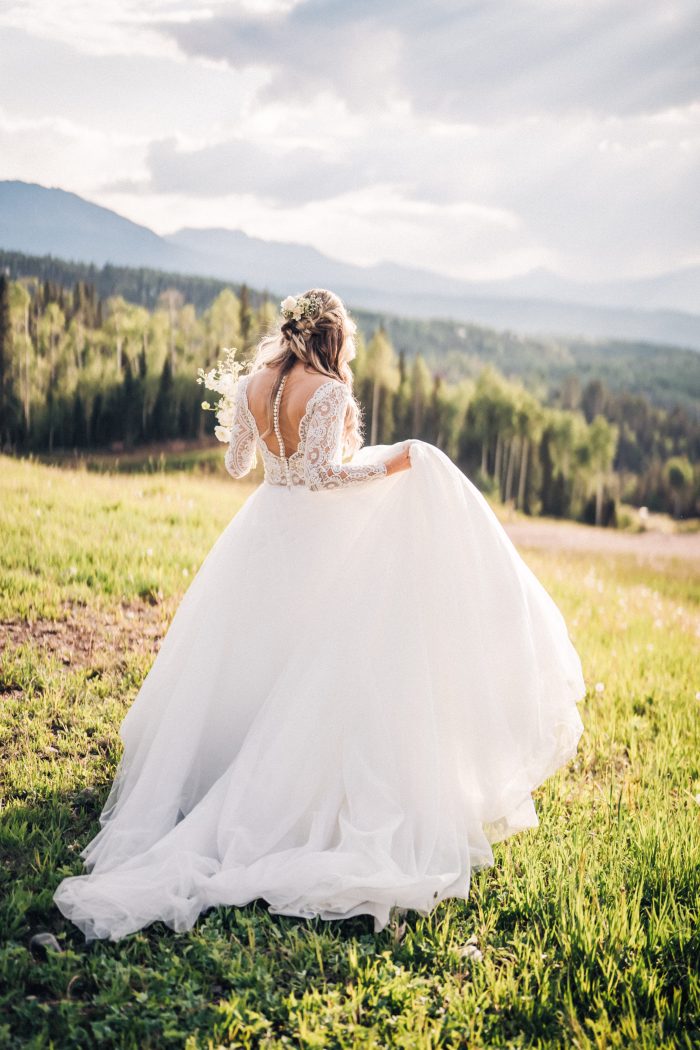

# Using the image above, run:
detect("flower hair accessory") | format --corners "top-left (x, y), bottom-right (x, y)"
top-left (280, 293), bottom-right (323, 323)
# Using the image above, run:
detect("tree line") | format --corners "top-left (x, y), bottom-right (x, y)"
top-left (0, 274), bottom-right (698, 523)
top-left (3, 247), bottom-right (699, 415)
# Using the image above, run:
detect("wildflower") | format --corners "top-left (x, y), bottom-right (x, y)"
top-left (458, 937), bottom-right (483, 962)
top-left (595, 682), bottom-right (605, 694)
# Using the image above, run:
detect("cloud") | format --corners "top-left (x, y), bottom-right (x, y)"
top-left (0, 0), bottom-right (187, 58)
top-left (0, 1), bottom-right (698, 281)
top-left (130, 135), bottom-right (363, 204)
top-left (0, 109), bottom-right (148, 192)
top-left (161, 0), bottom-right (700, 120)
top-left (161, 1), bottom-right (404, 112)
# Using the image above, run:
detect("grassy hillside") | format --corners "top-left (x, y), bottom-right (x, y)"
top-left (1, 459), bottom-right (698, 1047)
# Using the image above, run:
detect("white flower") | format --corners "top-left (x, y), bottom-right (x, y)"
top-left (281, 295), bottom-right (298, 314)
top-left (195, 346), bottom-right (248, 445)
top-left (220, 373), bottom-right (238, 397)
top-left (458, 939), bottom-right (483, 962)
top-left (217, 404), bottom-right (234, 428)
top-left (595, 681), bottom-right (605, 693)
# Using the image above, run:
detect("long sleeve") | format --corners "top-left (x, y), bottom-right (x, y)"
top-left (303, 382), bottom-right (388, 491)
top-left (224, 376), bottom-right (257, 479)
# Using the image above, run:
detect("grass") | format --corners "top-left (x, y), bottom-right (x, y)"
top-left (0, 454), bottom-right (699, 1048)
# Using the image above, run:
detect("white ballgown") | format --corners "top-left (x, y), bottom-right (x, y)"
top-left (54, 374), bottom-right (586, 941)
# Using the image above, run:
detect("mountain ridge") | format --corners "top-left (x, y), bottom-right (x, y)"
top-left (1, 180), bottom-right (698, 349)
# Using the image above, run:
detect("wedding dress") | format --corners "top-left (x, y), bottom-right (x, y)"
top-left (54, 373), bottom-right (586, 941)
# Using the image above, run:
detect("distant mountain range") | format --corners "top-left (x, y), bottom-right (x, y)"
top-left (1, 180), bottom-right (698, 349)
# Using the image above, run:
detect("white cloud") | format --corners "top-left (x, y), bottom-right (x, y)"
top-left (0, 109), bottom-right (149, 191)
top-left (0, 0), bottom-right (184, 58)
top-left (162, 0), bottom-right (700, 119)
top-left (0, 0), bottom-right (697, 282)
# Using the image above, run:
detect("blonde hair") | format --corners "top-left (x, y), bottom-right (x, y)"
top-left (249, 287), bottom-right (364, 455)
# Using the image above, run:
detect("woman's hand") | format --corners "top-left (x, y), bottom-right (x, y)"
top-left (384, 443), bottom-right (413, 476)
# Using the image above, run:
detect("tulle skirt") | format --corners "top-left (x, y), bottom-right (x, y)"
top-left (54, 439), bottom-right (586, 940)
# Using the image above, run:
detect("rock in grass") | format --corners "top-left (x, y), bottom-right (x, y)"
top-left (388, 906), bottom-right (408, 943)
top-left (29, 932), bottom-right (63, 957)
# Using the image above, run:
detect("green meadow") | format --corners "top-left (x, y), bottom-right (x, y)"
top-left (0, 455), bottom-right (698, 1048)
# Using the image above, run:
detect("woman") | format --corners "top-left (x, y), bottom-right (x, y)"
top-left (54, 288), bottom-right (586, 942)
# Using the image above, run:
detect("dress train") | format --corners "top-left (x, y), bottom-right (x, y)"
top-left (54, 438), bottom-right (585, 940)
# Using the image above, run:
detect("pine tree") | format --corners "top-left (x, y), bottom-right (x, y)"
top-left (72, 392), bottom-right (88, 448)
top-left (0, 274), bottom-right (18, 447)
top-left (151, 357), bottom-right (175, 440)
top-left (90, 393), bottom-right (103, 447)
top-left (122, 355), bottom-right (139, 448)
top-left (240, 284), bottom-right (253, 349)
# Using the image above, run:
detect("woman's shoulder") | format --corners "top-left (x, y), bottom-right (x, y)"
top-left (303, 375), bottom-right (348, 410)
top-left (297, 376), bottom-right (349, 432)
top-left (291, 366), bottom-right (346, 398)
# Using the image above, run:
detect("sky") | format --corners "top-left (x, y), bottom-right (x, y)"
top-left (0, 0), bottom-right (698, 282)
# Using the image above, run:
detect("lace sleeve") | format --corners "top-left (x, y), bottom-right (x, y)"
top-left (224, 375), bottom-right (257, 479)
top-left (303, 382), bottom-right (388, 491)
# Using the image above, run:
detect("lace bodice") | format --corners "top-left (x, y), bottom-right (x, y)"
top-left (224, 373), bottom-right (388, 490)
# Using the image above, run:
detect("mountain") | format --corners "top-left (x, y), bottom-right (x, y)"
top-left (0, 180), bottom-right (208, 272)
top-left (166, 228), bottom-right (700, 317)
top-left (1, 180), bottom-right (699, 349)
top-left (165, 226), bottom-right (484, 301)
top-left (471, 265), bottom-right (700, 314)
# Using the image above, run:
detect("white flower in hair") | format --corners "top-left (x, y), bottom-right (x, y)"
top-left (280, 293), bottom-right (322, 322)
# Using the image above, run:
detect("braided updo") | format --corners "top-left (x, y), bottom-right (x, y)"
top-left (249, 287), bottom-right (363, 455)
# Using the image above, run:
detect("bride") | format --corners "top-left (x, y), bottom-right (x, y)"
top-left (54, 287), bottom-right (586, 942)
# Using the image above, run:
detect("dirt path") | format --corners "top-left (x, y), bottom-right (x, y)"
top-left (0, 599), bottom-right (175, 670)
top-left (504, 519), bottom-right (700, 562)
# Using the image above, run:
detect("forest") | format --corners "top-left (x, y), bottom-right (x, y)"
top-left (0, 265), bottom-right (698, 525)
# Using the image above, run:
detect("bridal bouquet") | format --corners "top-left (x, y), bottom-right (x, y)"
top-left (196, 347), bottom-right (249, 443)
